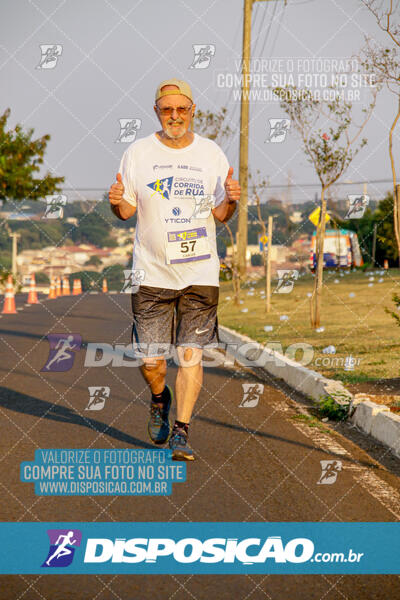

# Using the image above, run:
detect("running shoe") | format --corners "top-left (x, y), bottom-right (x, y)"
top-left (147, 385), bottom-right (172, 445)
top-left (169, 427), bottom-right (195, 461)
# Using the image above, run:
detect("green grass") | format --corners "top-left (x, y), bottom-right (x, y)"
top-left (218, 269), bottom-right (400, 383)
top-left (290, 414), bottom-right (332, 434)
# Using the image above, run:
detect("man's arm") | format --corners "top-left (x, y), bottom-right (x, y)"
top-left (212, 194), bottom-right (237, 223)
top-left (212, 167), bottom-right (241, 223)
top-left (109, 173), bottom-right (137, 220)
top-left (111, 199), bottom-right (136, 221)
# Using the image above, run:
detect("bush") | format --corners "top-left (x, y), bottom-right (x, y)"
top-left (316, 396), bottom-right (349, 421)
top-left (35, 271), bottom-right (49, 284)
top-left (250, 253), bottom-right (262, 266)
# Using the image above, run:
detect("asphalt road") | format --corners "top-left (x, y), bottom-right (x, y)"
top-left (0, 292), bottom-right (399, 599)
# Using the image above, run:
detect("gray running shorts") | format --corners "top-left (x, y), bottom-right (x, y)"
top-left (131, 285), bottom-right (219, 357)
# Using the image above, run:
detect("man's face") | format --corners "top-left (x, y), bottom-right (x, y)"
top-left (154, 86), bottom-right (195, 139)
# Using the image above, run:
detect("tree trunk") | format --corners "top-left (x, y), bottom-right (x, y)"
top-left (311, 187), bottom-right (328, 328)
top-left (389, 97), bottom-right (400, 265)
top-left (224, 222), bottom-right (240, 305)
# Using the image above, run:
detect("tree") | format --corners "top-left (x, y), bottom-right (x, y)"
top-left (223, 222), bottom-right (241, 306)
top-left (70, 212), bottom-right (116, 247)
top-left (85, 255), bottom-right (102, 267)
top-left (374, 191), bottom-right (398, 264)
top-left (193, 107), bottom-right (234, 146)
top-left (101, 264), bottom-right (125, 291)
top-left (359, 1), bottom-right (400, 262)
top-left (0, 108), bottom-right (64, 202)
top-left (249, 170), bottom-right (270, 312)
top-left (384, 292), bottom-right (400, 326)
top-left (273, 84), bottom-right (377, 327)
top-left (68, 270), bottom-right (100, 292)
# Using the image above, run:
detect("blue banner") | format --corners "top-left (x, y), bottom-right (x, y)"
top-left (0, 522), bottom-right (399, 574)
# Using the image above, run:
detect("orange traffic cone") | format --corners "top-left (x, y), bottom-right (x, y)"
top-left (56, 277), bottom-right (62, 297)
top-left (77, 279), bottom-right (82, 294)
top-left (2, 275), bottom-right (17, 314)
top-left (47, 278), bottom-right (56, 299)
top-left (27, 273), bottom-right (38, 304)
top-left (62, 277), bottom-right (70, 296)
top-left (72, 279), bottom-right (80, 295)
top-left (384, 259), bottom-right (389, 270)
top-left (102, 278), bottom-right (108, 293)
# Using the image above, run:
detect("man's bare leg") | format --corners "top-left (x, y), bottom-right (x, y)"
top-left (139, 356), bottom-right (166, 395)
top-left (175, 347), bottom-right (203, 423)
top-left (140, 356), bottom-right (171, 445)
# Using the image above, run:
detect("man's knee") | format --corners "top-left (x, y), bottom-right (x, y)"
top-left (141, 356), bottom-right (166, 375)
top-left (177, 346), bottom-right (203, 367)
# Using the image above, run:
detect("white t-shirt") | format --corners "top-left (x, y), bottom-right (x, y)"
top-left (118, 132), bottom-right (230, 290)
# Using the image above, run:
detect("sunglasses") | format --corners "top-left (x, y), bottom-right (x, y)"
top-left (157, 105), bottom-right (193, 117)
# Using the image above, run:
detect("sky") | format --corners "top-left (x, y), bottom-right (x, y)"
top-left (1, 0), bottom-right (399, 204)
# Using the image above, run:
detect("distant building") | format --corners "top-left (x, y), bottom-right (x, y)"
top-left (16, 242), bottom-right (131, 280)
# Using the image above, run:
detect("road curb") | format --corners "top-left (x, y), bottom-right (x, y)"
top-left (218, 325), bottom-right (352, 404)
top-left (218, 324), bottom-right (400, 458)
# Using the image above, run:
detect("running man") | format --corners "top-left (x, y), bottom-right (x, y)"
top-left (108, 78), bottom-right (240, 460)
top-left (45, 531), bottom-right (77, 566)
top-left (44, 335), bottom-right (77, 371)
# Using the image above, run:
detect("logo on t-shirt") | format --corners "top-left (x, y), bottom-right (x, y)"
top-left (147, 177), bottom-right (173, 200)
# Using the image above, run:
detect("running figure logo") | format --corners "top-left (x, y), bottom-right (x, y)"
top-left (115, 118), bottom-right (142, 143)
top-left (317, 460), bottom-right (342, 485)
top-left (275, 270), bottom-right (299, 294)
top-left (265, 118), bottom-right (291, 143)
top-left (36, 45), bottom-right (63, 69)
top-left (41, 334), bottom-right (82, 372)
top-left (189, 44), bottom-right (216, 69)
top-left (191, 195), bottom-right (215, 219)
top-left (122, 269), bottom-right (146, 293)
top-left (147, 177), bottom-right (173, 200)
top-left (43, 194), bottom-right (67, 219)
top-left (239, 383), bottom-right (264, 408)
top-left (345, 195), bottom-right (369, 219)
top-left (86, 386), bottom-right (110, 411)
top-left (42, 529), bottom-right (82, 567)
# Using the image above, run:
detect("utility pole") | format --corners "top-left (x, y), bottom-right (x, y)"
top-left (238, 0), bottom-right (282, 279)
top-left (266, 215), bottom-right (273, 312)
top-left (10, 232), bottom-right (20, 277)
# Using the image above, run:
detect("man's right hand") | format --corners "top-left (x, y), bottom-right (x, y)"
top-left (109, 172), bottom-right (125, 206)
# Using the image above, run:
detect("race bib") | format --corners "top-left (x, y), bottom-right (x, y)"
top-left (165, 227), bottom-right (211, 264)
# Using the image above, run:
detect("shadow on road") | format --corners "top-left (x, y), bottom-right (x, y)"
top-left (196, 414), bottom-right (374, 468)
top-left (0, 386), bottom-right (154, 449)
